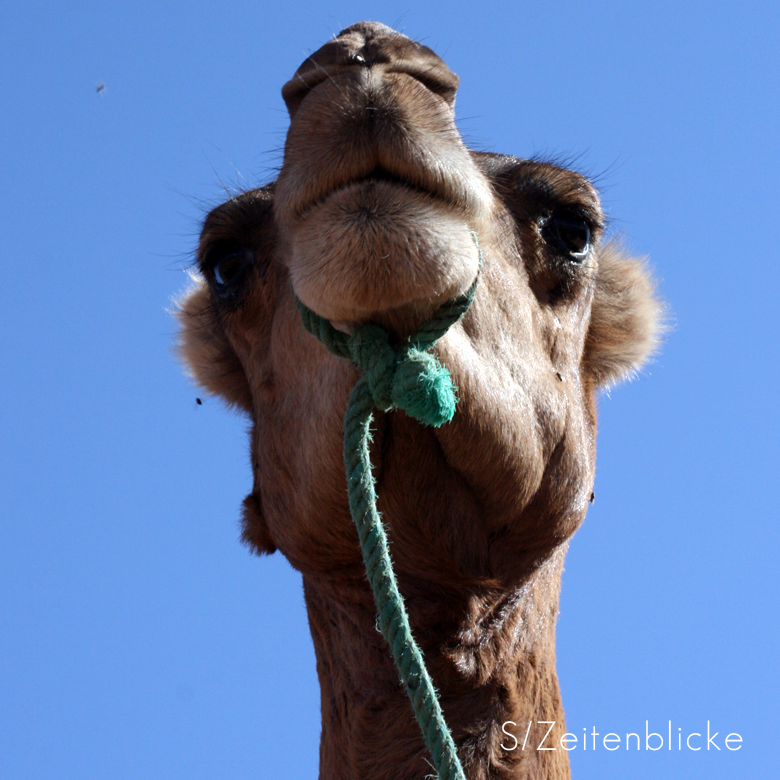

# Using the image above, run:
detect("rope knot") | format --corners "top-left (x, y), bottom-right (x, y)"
top-left (348, 325), bottom-right (457, 426)
top-left (348, 324), bottom-right (395, 411)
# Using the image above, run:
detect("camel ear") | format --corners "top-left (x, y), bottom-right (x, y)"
top-left (583, 241), bottom-right (664, 388)
top-left (176, 280), bottom-right (253, 412)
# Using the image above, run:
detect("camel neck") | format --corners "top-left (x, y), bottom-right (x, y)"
top-left (302, 546), bottom-right (571, 780)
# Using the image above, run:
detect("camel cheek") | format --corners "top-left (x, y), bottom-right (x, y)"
top-left (583, 241), bottom-right (664, 388)
top-left (175, 282), bottom-right (253, 412)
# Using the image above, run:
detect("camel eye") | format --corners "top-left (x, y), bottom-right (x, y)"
top-left (544, 212), bottom-right (591, 261)
top-left (211, 248), bottom-right (254, 293)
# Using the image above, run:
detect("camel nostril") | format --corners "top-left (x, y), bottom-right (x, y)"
top-left (281, 39), bottom-right (352, 119)
top-left (349, 48), bottom-right (391, 68)
top-left (399, 66), bottom-right (459, 107)
top-left (281, 70), bottom-right (324, 120)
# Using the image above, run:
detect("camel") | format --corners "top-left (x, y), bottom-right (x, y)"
top-left (176, 22), bottom-right (661, 780)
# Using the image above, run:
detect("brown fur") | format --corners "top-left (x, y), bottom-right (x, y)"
top-left (176, 22), bottom-right (662, 779)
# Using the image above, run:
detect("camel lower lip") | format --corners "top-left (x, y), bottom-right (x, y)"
top-left (299, 177), bottom-right (446, 220)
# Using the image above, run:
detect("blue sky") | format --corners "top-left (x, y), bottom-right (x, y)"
top-left (1, 1), bottom-right (778, 778)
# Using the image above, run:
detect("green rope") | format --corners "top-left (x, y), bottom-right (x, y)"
top-left (296, 235), bottom-right (482, 780)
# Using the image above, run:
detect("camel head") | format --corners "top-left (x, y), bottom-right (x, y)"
top-left (177, 21), bottom-right (661, 780)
